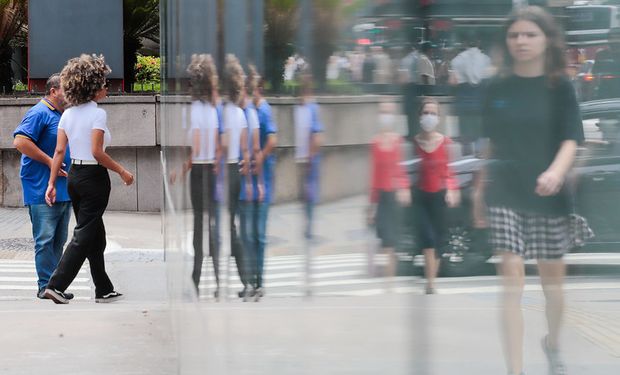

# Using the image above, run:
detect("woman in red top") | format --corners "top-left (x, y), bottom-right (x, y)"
top-left (414, 98), bottom-right (460, 294)
top-left (368, 102), bottom-right (410, 278)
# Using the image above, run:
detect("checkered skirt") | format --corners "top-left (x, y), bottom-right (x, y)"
top-left (488, 206), bottom-right (594, 260)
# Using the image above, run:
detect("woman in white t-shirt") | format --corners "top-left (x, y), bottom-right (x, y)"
top-left (222, 55), bottom-right (250, 296)
top-left (186, 54), bottom-right (222, 298)
top-left (44, 54), bottom-right (134, 304)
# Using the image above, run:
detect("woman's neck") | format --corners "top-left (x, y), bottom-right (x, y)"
top-left (513, 58), bottom-right (545, 77)
top-left (418, 131), bottom-right (438, 140)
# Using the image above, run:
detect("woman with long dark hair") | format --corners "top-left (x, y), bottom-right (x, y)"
top-left (474, 7), bottom-right (588, 375)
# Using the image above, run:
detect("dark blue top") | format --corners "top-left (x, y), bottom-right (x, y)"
top-left (13, 99), bottom-right (71, 205)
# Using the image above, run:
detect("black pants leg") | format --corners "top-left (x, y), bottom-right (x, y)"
top-left (47, 165), bottom-right (114, 297)
top-left (228, 163), bottom-right (246, 287)
top-left (190, 164), bottom-right (218, 291)
top-left (206, 165), bottom-right (219, 287)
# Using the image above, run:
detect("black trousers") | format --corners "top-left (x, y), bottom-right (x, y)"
top-left (47, 165), bottom-right (114, 297)
top-left (228, 163), bottom-right (247, 287)
top-left (190, 164), bottom-right (219, 291)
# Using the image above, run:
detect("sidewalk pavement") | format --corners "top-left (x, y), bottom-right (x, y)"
top-left (1, 197), bottom-right (619, 374)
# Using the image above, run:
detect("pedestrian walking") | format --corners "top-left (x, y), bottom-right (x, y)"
top-left (413, 98), bottom-right (460, 295)
top-left (44, 54), bottom-right (134, 304)
top-left (449, 31), bottom-right (492, 155)
top-left (367, 101), bottom-right (410, 280)
top-left (294, 75), bottom-right (323, 240)
top-left (222, 54), bottom-right (251, 299)
top-left (186, 54), bottom-right (221, 296)
top-left (250, 74), bottom-right (278, 299)
top-left (238, 65), bottom-right (262, 301)
top-left (474, 6), bottom-right (589, 375)
top-left (12, 73), bottom-right (74, 301)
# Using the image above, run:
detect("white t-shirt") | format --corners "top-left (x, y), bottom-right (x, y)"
top-left (59, 101), bottom-right (111, 161)
top-left (451, 47), bottom-right (491, 85)
top-left (223, 103), bottom-right (248, 163)
top-left (415, 54), bottom-right (436, 85)
top-left (245, 105), bottom-right (260, 153)
top-left (190, 100), bottom-right (219, 163)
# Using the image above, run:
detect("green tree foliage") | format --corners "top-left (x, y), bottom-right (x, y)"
top-left (0, 0), bottom-right (27, 94)
top-left (123, 0), bottom-right (159, 92)
top-left (265, 0), bottom-right (298, 93)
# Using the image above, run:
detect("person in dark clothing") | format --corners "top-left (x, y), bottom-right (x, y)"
top-left (474, 7), bottom-right (590, 375)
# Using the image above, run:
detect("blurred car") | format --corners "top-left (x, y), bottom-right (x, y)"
top-left (399, 98), bottom-right (620, 277)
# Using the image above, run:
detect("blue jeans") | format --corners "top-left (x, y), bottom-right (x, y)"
top-left (240, 201), bottom-right (270, 288)
top-left (28, 202), bottom-right (72, 291)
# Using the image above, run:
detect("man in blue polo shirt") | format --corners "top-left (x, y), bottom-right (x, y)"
top-left (252, 78), bottom-right (278, 298)
top-left (13, 74), bottom-right (73, 300)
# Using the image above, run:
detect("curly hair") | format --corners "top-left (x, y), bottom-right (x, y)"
top-left (224, 54), bottom-right (245, 106)
top-left (60, 54), bottom-right (111, 106)
top-left (245, 64), bottom-right (260, 97)
top-left (186, 53), bottom-right (218, 103)
top-left (499, 6), bottom-right (567, 86)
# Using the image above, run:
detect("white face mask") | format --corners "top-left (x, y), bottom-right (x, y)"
top-left (378, 113), bottom-right (395, 131)
top-left (420, 114), bottom-right (439, 132)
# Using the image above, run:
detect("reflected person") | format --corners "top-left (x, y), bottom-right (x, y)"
top-left (186, 54), bottom-right (221, 297)
top-left (474, 7), bottom-right (587, 375)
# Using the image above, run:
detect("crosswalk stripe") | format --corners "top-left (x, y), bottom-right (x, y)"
top-left (0, 276), bottom-right (89, 283)
top-left (0, 269), bottom-right (88, 274)
top-left (0, 259), bottom-right (92, 300)
top-left (0, 285), bottom-right (91, 291)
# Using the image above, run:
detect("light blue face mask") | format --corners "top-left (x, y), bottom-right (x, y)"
top-left (420, 114), bottom-right (439, 132)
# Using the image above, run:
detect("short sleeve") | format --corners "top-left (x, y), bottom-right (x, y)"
top-left (310, 104), bottom-right (323, 133)
top-left (556, 78), bottom-right (584, 144)
top-left (239, 108), bottom-right (248, 129)
top-left (247, 108), bottom-right (259, 130)
top-left (190, 101), bottom-right (204, 130)
top-left (92, 109), bottom-right (108, 132)
top-left (260, 103), bottom-right (278, 134)
top-left (13, 109), bottom-right (45, 142)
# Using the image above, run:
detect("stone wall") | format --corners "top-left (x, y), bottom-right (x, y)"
top-left (0, 95), bottom-right (455, 211)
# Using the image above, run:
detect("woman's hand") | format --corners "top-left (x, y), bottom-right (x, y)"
top-left (45, 184), bottom-right (56, 207)
top-left (445, 189), bottom-right (461, 208)
top-left (536, 169), bottom-right (564, 196)
top-left (258, 183), bottom-right (265, 202)
top-left (120, 169), bottom-right (134, 186)
top-left (396, 188), bottom-right (411, 206)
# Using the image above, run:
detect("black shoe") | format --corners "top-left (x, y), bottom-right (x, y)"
top-left (38, 289), bottom-right (74, 300)
top-left (95, 291), bottom-right (124, 303)
top-left (43, 288), bottom-right (70, 304)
